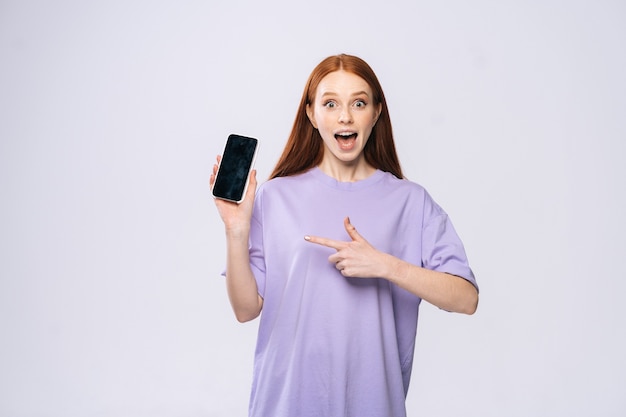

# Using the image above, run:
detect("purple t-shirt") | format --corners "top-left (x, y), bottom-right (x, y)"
top-left (246, 167), bottom-right (476, 417)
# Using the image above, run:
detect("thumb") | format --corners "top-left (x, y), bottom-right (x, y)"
top-left (243, 170), bottom-right (258, 201)
top-left (344, 216), bottom-right (363, 242)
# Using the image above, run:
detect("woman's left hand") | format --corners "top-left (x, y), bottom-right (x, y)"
top-left (306, 217), bottom-right (479, 314)
top-left (305, 217), bottom-right (391, 279)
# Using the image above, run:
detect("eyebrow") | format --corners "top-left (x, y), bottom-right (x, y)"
top-left (320, 90), bottom-right (371, 98)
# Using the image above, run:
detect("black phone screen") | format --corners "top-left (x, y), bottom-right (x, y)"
top-left (212, 134), bottom-right (258, 202)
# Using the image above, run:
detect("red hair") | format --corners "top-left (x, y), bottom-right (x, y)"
top-left (270, 54), bottom-right (404, 179)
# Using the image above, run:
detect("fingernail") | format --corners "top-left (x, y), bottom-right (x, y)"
top-left (304, 235), bottom-right (311, 241)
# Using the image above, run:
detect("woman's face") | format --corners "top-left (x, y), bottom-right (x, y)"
top-left (307, 70), bottom-right (381, 168)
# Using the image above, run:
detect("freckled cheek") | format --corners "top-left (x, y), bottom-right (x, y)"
top-left (318, 115), bottom-right (336, 132)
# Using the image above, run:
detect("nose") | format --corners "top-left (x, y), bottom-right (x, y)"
top-left (338, 107), bottom-right (353, 124)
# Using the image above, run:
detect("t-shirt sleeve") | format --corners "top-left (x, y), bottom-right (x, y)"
top-left (421, 194), bottom-right (478, 292)
top-left (248, 188), bottom-right (267, 298)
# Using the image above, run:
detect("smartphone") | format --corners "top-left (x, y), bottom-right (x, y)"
top-left (212, 134), bottom-right (259, 203)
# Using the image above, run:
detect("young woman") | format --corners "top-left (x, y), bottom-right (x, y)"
top-left (211, 54), bottom-right (479, 417)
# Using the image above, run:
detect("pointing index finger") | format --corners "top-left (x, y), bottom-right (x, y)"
top-left (304, 235), bottom-right (346, 251)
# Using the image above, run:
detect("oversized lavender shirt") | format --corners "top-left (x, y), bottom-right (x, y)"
top-left (246, 167), bottom-right (476, 417)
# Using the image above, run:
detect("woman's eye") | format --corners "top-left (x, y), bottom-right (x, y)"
top-left (354, 100), bottom-right (367, 108)
top-left (324, 101), bottom-right (336, 108)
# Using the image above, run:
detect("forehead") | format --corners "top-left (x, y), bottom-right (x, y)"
top-left (315, 70), bottom-right (372, 97)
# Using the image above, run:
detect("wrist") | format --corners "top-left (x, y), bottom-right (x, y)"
top-left (225, 224), bottom-right (250, 241)
top-left (384, 255), bottom-right (407, 284)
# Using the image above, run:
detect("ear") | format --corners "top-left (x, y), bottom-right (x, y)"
top-left (306, 104), bottom-right (318, 129)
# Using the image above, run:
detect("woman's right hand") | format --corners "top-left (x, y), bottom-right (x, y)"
top-left (210, 155), bottom-right (258, 234)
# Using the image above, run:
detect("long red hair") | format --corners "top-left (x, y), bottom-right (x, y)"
top-left (270, 54), bottom-right (404, 179)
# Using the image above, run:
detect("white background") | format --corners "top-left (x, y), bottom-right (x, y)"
top-left (1, 1), bottom-right (625, 416)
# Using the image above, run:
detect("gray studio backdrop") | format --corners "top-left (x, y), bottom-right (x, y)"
top-left (1, 1), bottom-right (625, 416)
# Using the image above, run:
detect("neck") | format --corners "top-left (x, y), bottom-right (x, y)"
top-left (317, 157), bottom-right (376, 182)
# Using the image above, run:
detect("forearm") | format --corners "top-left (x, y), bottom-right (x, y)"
top-left (225, 227), bottom-right (263, 322)
top-left (384, 255), bottom-right (478, 315)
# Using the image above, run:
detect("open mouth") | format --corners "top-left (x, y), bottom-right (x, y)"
top-left (334, 132), bottom-right (358, 150)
